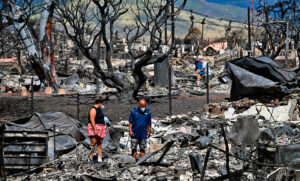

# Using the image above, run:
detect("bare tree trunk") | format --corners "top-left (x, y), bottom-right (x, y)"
top-left (132, 53), bottom-right (151, 100)
top-left (10, 2), bottom-right (58, 90)
top-left (39, 0), bottom-right (58, 88)
top-left (110, 21), bottom-right (114, 56)
top-left (17, 50), bottom-right (25, 74)
top-left (11, 5), bottom-right (45, 81)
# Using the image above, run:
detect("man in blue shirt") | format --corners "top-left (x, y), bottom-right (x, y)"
top-left (129, 99), bottom-right (151, 161)
top-left (195, 56), bottom-right (204, 86)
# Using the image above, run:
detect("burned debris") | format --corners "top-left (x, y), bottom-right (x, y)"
top-left (0, 0), bottom-right (300, 180)
top-left (2, 130), bottom-right (48, 171)
top-left (1, 50), bottom-right (300, 181)
top-left (1, 95), bottom-right (300, 180)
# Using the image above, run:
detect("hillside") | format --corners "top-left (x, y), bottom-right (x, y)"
top-left (34, 0), bottom-right (248, 39)
top-left (114, 0), bottom-right (248, 39)
top-left (34, 0), bottom-right (249, 22)
top-left (176, 0), bottom-right (249, 22)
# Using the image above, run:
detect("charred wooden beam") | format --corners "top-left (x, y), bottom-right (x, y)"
top-left (221, 124), bottom-right (230, 176)
top-left (201, 146), bottom-right (211, 181)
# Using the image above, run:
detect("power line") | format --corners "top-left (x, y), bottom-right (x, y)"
top-left (128, 5), bottom-right (250, 25)
top-left (117, 18), bottom-right (249, 30)
top-left (185, 9), bottom-right (249, 25)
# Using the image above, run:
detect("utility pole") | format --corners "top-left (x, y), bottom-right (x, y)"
top-left (171, 0), bottom-right (175, 48)
top-left (165, 3), bottom-right (168, 45)
top-left (253, 25), bottom-right (259, 56)
top-left (169, 0), bottom-right (175, 116)
top-left (248, 7), bottom-right (252, 53)
top-left (285, 20), bottom-right (289, 67)
top-left (293, 0), bottom-right (298, 50)
top-left (251, 0), bottom-right (254, 35)
top-left (293, 0), bottom-right (296, 21)
top-left (190, 10), bottom-right (194, 29)
top-left (201, 18), bottom-right (206, 48)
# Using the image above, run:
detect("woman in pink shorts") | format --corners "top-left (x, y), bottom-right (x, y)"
top-left (87, 95), bottom-right (106, 162)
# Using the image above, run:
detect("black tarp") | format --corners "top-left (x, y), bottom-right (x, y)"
top-left (226, 56), bottom-right (300, 100)
top-left (4, 112), bottom-right (87, 160)
top-left (5, 112), bottom-right (84, 141)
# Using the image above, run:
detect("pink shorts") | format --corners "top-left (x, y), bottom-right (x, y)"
top-left (87, 123), bottom-right (106, 138)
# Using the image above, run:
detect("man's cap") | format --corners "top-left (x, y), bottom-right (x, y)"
top-left (193, 56), bottom-right (197, 59)
top-left (139, 99), bottom-right (147, 108)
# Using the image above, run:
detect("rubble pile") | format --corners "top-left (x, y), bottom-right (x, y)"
top-left (0, 75), bottom-right (41, 91)
top-left (0, 52), bottom-right (233, 96)
top-left (212, 53), bottom-right (232, 70)
top-left (6, 101), bottom-right (300, 180)
top-left (170, 54), bottom-right (231, 94)
top-left (56, 59), bottom-right (94, 76)
top-left (3, 114), bottom-right (245, 180)
top-left (204, 94), bottom-right (300, 122)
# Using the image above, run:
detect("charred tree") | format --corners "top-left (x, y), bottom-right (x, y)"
top-left (56, 0), bottom-right (132, 98)
top-left (39, 0), bottom-right (57, 86)
top-left (0, 0), bottom-right (40, 57)
top-left (255, 0), bottom-right (299, 60)
top-left (124, 0), bottom-right (187, 100)
top-left (5, 0), bottom-right (59, 90)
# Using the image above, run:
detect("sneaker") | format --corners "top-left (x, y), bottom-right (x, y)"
top-left (97, 157), bottom-right (102, 163)
top-left (88, 156), bottom-right (93, 162)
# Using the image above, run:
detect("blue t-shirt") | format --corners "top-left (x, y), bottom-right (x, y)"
top-left (129, 107), bottom-right (151, 139)
top-left (195, 61), bottom-right (204, 75)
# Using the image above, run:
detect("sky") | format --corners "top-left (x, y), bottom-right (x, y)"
top-left (205, 0), bottom-right (259, 9)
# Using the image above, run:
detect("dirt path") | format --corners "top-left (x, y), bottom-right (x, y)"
top-left (0, 93), bottom-right (229, 122)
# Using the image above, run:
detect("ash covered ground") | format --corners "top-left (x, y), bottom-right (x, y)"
top-left (0, 93), bottom-right (228, 122)
top-left (1, 54), bottom-right (300, 180)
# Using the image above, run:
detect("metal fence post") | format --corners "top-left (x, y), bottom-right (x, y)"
top-left (53, 124), bottom-right (56, 160)
top-left (206, 63), bottom-right (209, 104)
top-left (28, 145), bottom-right (31, 179)
top-left (168, 64), bottom-right (172, 116)
top-left (77, 93), bottom-right (80, 121)
top-left (285, 20), bottom-right (289, 68)
top-left (31, 77), bottom-right (34, 114)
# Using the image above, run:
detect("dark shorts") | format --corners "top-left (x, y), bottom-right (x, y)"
top-left (131, 138), bottom-right (147, 150)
